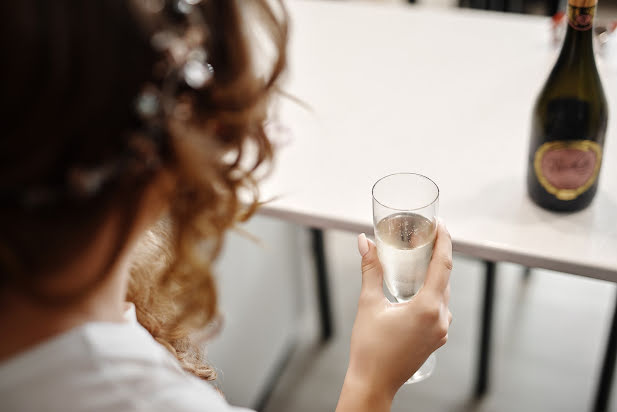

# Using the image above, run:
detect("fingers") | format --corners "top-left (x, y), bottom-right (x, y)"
top-left (358, 234), bottom-right (384, 300)
top-left (422, 222), bottom-right (452, 295)
top-left (448, 311), bottom-right (453, 325)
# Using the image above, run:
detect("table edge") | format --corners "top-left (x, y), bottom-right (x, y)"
top-left (257, 206), bottom-right (617, 283)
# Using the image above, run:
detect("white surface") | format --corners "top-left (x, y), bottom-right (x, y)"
top-left (0, 306), bottom-right (250, 412)
top-left (260, 0), bottom-right (617, 281)
top-left (208, 216), bottom-right (303, 408)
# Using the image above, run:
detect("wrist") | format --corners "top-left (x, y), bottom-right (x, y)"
top-left (336, 368), bottom-right (394, 412)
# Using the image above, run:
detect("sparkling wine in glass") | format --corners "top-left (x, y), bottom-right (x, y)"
top-left (372, 173), bottom-right (439, 384)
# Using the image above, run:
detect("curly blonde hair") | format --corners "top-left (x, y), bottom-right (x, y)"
top-left (0, 0), bottom-right (287, 381)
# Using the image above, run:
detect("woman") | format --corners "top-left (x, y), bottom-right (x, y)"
top-left (0, 1), bottom-right (453, 411)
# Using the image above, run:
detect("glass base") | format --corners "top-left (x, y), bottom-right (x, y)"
top-left (404, 353), bottom-right (436, 384)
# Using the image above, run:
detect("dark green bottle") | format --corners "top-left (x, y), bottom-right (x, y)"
top-left (527, 0), bottom-right (608, 212)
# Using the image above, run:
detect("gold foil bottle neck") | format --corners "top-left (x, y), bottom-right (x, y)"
top-left (569, 0), bottom-right (596, 8)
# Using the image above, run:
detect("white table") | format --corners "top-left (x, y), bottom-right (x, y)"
top-left (258, 1), bottom-right (617, 411)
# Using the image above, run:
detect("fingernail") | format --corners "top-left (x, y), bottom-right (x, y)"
top-left (357, 233), bottom-right (369, 257)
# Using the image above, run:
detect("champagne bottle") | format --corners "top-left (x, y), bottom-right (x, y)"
top-left (527, 0), bottom-right (608, 212)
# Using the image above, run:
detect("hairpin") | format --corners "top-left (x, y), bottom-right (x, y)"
top-left (135, 0), bottom-right (214, 122)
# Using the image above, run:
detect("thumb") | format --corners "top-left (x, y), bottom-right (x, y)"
top-left (358, 234), bottom-right (384, 298)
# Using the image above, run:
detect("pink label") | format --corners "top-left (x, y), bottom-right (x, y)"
top-left (541, 148), bottom-right (597, 190)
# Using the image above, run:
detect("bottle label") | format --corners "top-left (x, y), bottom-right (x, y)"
top-left (567, 3), bottom-right (596, 31)
top-left (534, 140), bottom-right (602, 200)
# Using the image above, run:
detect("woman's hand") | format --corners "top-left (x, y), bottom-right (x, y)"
top-left (336, 223), bottom-right (453, 412)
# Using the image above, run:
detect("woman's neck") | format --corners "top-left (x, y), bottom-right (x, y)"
top-left (0, 257), bottom-right (131, 362)
top-left (0, 179), bottom-right (167, 363)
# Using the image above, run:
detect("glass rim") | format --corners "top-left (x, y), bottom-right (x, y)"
top-left (371, 172), bottom-right (440, 212)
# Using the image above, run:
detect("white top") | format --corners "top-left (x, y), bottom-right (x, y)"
top-left (260, 0), bottom-right (617, 281)
top-left (0, 304), bottom-right (251, 412)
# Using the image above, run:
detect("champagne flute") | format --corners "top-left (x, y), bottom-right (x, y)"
top-left (372, 172), bottom-right (439, 384)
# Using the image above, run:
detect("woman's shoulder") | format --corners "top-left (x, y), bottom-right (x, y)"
top-left (0, 321), bottom-right (251, 412)
top-left (82, 321), bottom-right (250, 411)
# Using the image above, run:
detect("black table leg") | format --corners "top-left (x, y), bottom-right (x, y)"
top-left (593, 289), bottom-right (617, 412)
top-left (475, 260), bottom-right (496, 397)
top-left (311, 228), bottom-right (333, 342)
top-left (523, 266), bottom-right (532, 281)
